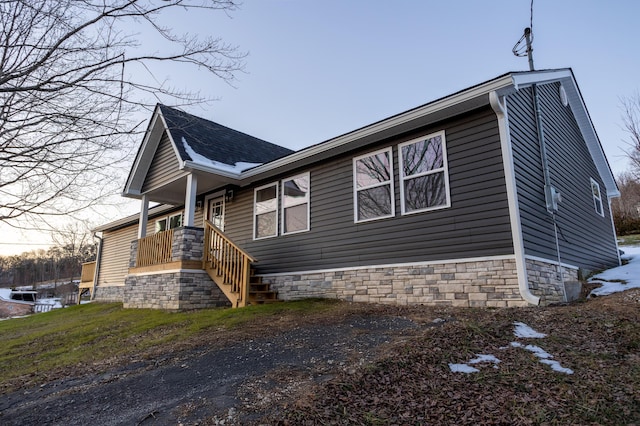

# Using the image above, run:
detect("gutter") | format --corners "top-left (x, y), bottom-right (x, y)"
top-left (489, 91), bottom-right (540, 305)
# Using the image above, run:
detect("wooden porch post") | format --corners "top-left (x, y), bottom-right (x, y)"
top-left (138, 194), bottom-right (149, 239)
top-left (184, 173), bottom-right (197, 227)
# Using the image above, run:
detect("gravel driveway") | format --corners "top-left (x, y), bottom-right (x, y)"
top-left (0, 314), bottom-right (417, 425)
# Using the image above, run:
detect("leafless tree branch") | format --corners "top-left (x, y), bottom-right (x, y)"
top-left (0, 0), bottom-right (243, 228)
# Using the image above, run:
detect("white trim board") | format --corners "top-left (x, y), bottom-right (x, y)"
top-left (524, 255), bottom-right (579, 271)
top-left (257, 255), bottom-right (518, 277)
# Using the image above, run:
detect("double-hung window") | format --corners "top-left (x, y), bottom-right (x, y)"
top-left (155, 212), bottom-right (183, 233)
top-left (590, 178), bottom-right (604, 217)
top-left (399, 131), bottom-right (450, 214)
top-left (254, 183), bottom-right (278, 239)
top-left (282, 173), bottom-right (310, 234)
top-left (353, 147), bottom-right (394, 222)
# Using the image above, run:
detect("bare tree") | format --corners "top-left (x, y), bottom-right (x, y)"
top-left (51, 222), bottom-right (96, 282)
top-left (621, 92), bottom-right (640, 178)
top-left (611, 171), bottom-right (640, 235)
top-left (0, 0), bottom-right (243, 227)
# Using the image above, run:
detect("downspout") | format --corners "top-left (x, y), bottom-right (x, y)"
top-left (608, 198), bottom-right (622, 266)
top-left (91, 232), bottom-right (103, 301)
top-left (531, 85), bottom-right (568, 303)
top-left (490, 91), bottom-right (540, 305)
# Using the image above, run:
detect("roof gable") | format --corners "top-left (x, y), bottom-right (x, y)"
top-left (124, 104), bottom-right (293, 197)
top-left (124, 70), bottom-right (617, 201)
top-left (158, 104), bottom-right (293, 167)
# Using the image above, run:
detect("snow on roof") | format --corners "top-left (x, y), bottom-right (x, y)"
top-left (181, 137), bottom-right (262, 174)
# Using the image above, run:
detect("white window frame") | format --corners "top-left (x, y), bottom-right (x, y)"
top-left (281, 172), bottom-right (310, 235)
top-left (353, 147), bottom-right (395, 223)
top-left (398, 131), bottom-right (451, 215)
top-left (155, 212), bottom-right (183, 233)
top-left (590, 178), bottom-right (604, 217)
top-left (204, 191), bottom-right (226, 231)
top-left (253, 182), bottom-right (279, 240)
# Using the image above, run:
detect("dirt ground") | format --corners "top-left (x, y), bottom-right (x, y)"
top-left (1, 290), bottom-right (639, 425)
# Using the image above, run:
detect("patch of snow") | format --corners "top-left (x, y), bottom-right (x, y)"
top-left (449, 353), bottom-right (500, 373)
top-left (448, 363), bottom-right (480, 373)
top-left (522, 344), bottom-right (553, 359)
top-left (510, 342), bottom-right (573, 374)
top-left (182, 137), bottom-right (262, 174)
top-left (468, 354), bottom-right (501, 365)
top-left (513, 322), bottom-right (547, 338)
top-left (38, 297), bottom-right (63, 309)
top-left (540, 359), bottom-right (574, 375)
top-left (0, 288), bottom-right (11, 300)
top-left (589, 245), bottom-right (640, 296)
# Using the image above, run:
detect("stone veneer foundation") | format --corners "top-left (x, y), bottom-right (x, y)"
top-left (526, 258), bottom-right (580, 303)
top-left (122, 227), bottom-right (230, 310)
top-left (93, 285), bottom-right (124, 303)
top-left (123, 270), bottom-right (229, 310)
top-left (261, 256), bottom-right (576, 307)
top-left (97, 226), bottom-right (580, 310)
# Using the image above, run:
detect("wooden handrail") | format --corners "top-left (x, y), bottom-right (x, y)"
top-left (136, 229), bottom-right (174, 267)
top-left (203, 220), bottom-right (255, 307)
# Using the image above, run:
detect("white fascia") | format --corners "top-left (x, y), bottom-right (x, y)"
top-left (490, 91), bottom-right (540, 306)
top-left (182, 160), bottom-right (243, 180)
top-left (123, 109), bottom-right (165, 196)
top-left (512, 69), bottom-right (619, 199)
top-left (510, 69), bottom-right (573, 90)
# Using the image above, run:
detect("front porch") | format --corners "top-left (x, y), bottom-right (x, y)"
top-left (123, 222), bottom-right (278, 310)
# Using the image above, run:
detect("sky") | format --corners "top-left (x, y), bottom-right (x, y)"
top-left (1, 0), bottom-right (639, 256)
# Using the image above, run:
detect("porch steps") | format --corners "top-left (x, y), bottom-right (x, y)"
top-left (204, 262), bottom-right (279, 307)
top-left (248, 275), bottom-right (280, 305)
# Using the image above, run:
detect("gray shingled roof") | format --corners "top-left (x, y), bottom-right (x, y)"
top-left (158, 104), bottom-right (294, 167)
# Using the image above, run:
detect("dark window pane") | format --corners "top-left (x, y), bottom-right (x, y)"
top-left (256, 211), bottom-right (276, 238)
top-left (356, 152), bottom-right (391, 188)
top-left (358, 185), bottom-right (392, 220)
top-left (404, 172), bottom-right (446, 212)
top-left (283, 175), bottom-right (308, 207)
top-left (402, 136), bottom-right (443, 176)
top-left (284, 204), bottom-right (308, 233)
top-left (256, 185), bottom-right (277, 203)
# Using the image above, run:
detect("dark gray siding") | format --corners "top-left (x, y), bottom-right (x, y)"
top-left (225, 107), bottom-right (514, 274)
top-left (508, 82), bottom-right (618, 271)
top-left (142, 133), bottom-right (187, 192)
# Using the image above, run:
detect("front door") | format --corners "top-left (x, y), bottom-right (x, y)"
top-left (208, 197), bottom-right (225, 231)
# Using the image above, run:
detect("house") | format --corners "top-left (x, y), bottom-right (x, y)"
top-left (86, 68), bottom-right (620, 310)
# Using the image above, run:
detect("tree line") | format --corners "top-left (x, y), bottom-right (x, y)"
top-left (0, 230), bottom-right (96, 288)
top-left (612, 93), bottom-right (640, 236)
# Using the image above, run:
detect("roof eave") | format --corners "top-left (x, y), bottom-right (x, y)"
top-left (183, 161), bottom-right (243, 181)
top-left (123, 106), bottom-right (167, 196)
top-left (240, 74), bottom-right (517, 181)
top-left (512, 69), bottom-right (618, 198)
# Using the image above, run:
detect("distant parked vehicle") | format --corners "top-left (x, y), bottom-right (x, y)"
top-left (0, 289), bottom-right (54, 316)
top-left (8, 290), bottom-right (38, 302)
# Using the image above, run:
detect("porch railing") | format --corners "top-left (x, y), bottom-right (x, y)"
top-left (203, 220), bottom-right (255, 307)
top-left (136, 229), bottom-right (174, 267)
